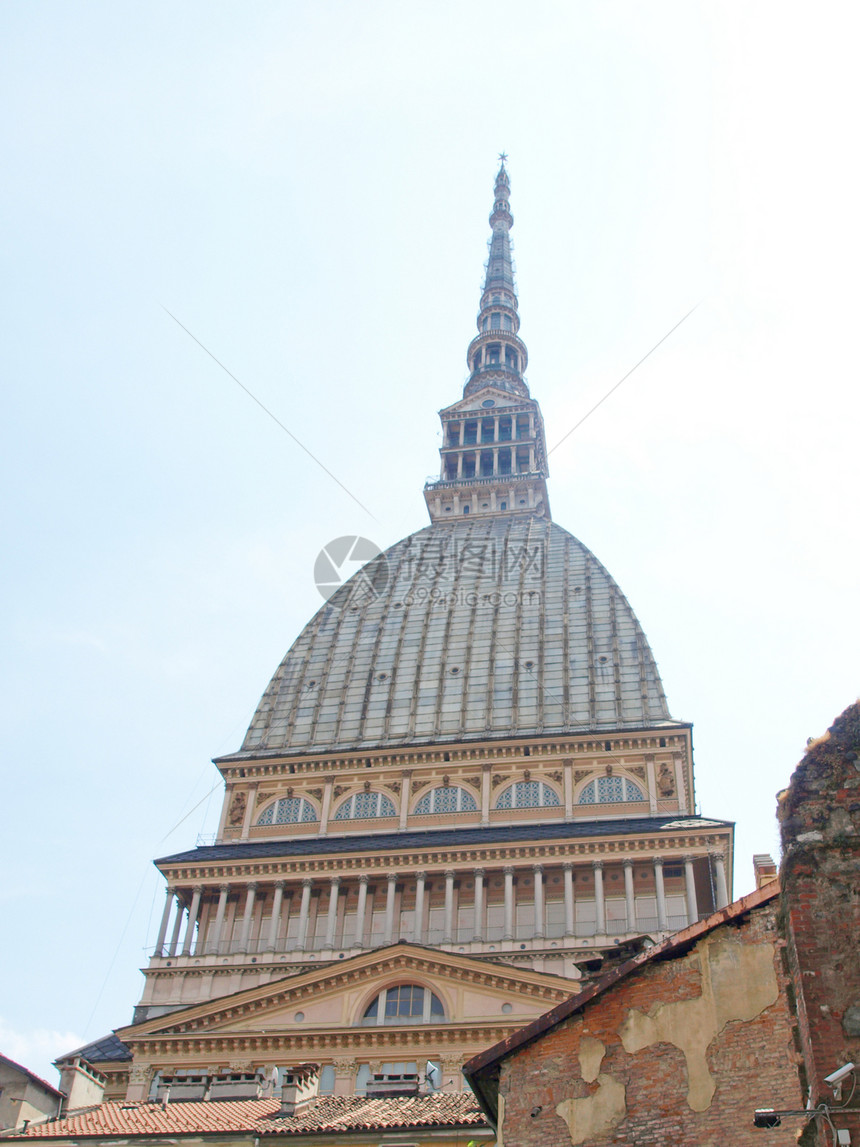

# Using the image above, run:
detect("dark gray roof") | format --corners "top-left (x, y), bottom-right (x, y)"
top-left (238, 517), bottom-right (674, 758)
top-left (57, 1033), bottom-right (131, 1064)
top-left (156, 815), bottom-right (731, 867)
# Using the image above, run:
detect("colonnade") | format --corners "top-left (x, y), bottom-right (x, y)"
top-left (152, 855), bottom-right (730, 960)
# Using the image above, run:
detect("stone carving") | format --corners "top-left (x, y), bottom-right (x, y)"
top-left (630, 766), bottom-right (646, 779)
top-left (307, 788), bottom-right (323, 801)
top-left (657, 763), bottom-right (676, 797)
top-left (492, 774), bottom-right (507, 788)
top-left (256, 791), bottom-right (275, 805)
top-left (333, 785), bottom-right (347, 798)
top-left (549, 770), bottom-right (563, 782)
top-left (386, 781), bottom-right (401, 795)
top-left (228, 791), bottom-right (247, 826)
top-left (574, 770), bottom-right (590, 784)
top-left (465, 776), bottom-right (481, 790)
top-left (363, 780), bottom-right (371, 792)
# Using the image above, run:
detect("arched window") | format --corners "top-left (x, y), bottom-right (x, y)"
top-left (495, 781), bottom-right (560, 810)
top-left (333, 791), bottom-right (397, 820)
top-left (578, 776), bottom-right (645, 804)
top-left (413, 786), bottom-right (477, 815)
top-left (256, 797), bottom-right (318, 825)
top-left (360, 984), bottom-right (445, 1026)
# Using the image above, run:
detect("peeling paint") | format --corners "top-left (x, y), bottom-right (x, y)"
top-left (579, 1035), bottom-right (605, 1083)
top-left (556, 1073), bottom-right (627, 1145)
top-left (619, 934), bottom-right (778, 1111)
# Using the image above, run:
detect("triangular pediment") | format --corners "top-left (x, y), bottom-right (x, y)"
top-left (440, 388), bottom-right (531, 416)
top-left (118, 943), bottom-right (573, 1041)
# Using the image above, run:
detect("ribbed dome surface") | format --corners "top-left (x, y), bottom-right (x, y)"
top-left (240, 516), bottom-right (672, 756)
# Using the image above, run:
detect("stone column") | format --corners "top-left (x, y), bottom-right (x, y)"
top-left (167, 894), bottom-right (185, 957)
top-left (684, 856), bottom-right (699, 925)
top-left (713, 852), bottom-right (729, 909)
top-left (236, 880), bottom-right (255, 954)
top-left (481, 766), bottom-right (492, 826)
top-left (532, 862), bottom-right (545, 935)
top-left (353, 875), bottom-right (369, 948)
top-left (593, 861), bottom-right (606, 935)
top-left (266, 881), bottom-right (285, 951)
top-left (443, 870), bottom-right (455, 943)
top-left (384, 874), bottom-right (397, 943)
top-left (645, 754), bottom-right (658, 814)
top-left (319, 876), bottom-right (339, 948)
top-left (181, 886), bottom-right (203, 956)
top-left (674, 753), bottom-right (688, 813)
top-left (238, 883), bottom-right (257, 953)
top-left (413, 872), bottom-right (426, 943)
top-left (319, 777), bottom-right (334, 836)
top-left (563, 862), bottom-right (575, 937)
top-left (399, 773), bottom-right (412, 831)
top-left (654, 858), bottom-right (668, 930)
top-left (623, 860), bottom-right (636, 932)
top-left (208, 885), bottom-right (229, 954)
top-left (473, 869), bottom-right (485, 941)
top-left (153, 887), bottom-right (175, 957)
top-left (296, 878), bottom-right (313, 950)
top-left (503, 866), bottom-right (515, 940)
top-left (563, 758), bottom-right (574, 820)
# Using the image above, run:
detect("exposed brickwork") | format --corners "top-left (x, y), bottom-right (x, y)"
top-left (779, 701), bottom-right (860, 1147)
top-left (491, 901), bottom-right (803, 1146)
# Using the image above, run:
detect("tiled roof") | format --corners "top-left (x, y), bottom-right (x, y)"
top-left (157, 813), bottom-right (730, 866)
top-left (56, 1033), bottom-right (131, 1064)
top-left (234, 517), bottom-right (675, 756)
top-left (0, 1054), bottom-right (64, 1098)
top-left (21, 1094), bottom-right (486, 1137)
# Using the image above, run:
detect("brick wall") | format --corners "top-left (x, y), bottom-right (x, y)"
top-left (779, 702), bottom-right (860, 1147)
top-left (495, 900), bottom-right (803, 1146)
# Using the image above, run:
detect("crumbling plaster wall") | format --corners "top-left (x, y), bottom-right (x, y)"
top-left (495, 901), bottom-right (802, 1147)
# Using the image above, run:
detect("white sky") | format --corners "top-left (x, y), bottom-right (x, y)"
top-left (2, 2), bottom-right (857, 1082)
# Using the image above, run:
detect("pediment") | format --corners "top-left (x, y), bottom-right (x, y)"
top-left (119, 944), bottom-right (572, 1040)
top-left (440, 388), bottom-right (530, 416)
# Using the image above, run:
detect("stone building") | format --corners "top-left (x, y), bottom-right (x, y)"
top-left (0, 1055), bottom-right (63, 1132)
top-left (54, 162), bottom-right (733, 1105)
top-left (463, 700), bottom-right (860, 1147)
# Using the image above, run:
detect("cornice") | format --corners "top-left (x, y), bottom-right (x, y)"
top-left (122, 1020), bottom-right (526, 1059)
top-left (156, 827), bottom-right (733, 882)
top-left (214, 729), bottom-right (692, 775)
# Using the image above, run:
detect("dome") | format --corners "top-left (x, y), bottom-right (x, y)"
top-left (238, 516), bottom-right (673, 758)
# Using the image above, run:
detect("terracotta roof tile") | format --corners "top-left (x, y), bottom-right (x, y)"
top-left (21, 1094), bottom-right (486, 1137)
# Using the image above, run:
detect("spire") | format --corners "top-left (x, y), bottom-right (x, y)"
top-left (464, 159), bottom-right (529, 402)
top-left (423, 159), bottom-right (551, 523)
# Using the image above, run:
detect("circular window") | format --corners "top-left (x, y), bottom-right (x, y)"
top-left (294, 1012), bottom-right (305, 1022)
top-left (501, 1003), bottom-right (513, 1014)
top-left (450, 667), bottom-right (460, 675)
top-left (481, 399), bottom-right (496, 408)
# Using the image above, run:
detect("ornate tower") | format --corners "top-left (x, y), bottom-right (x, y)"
top-left (425, 161), bottom-right (549, 522)
top-left (62, 163), bottom-right (734, 1106)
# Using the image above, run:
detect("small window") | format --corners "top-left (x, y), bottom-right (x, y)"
top-left (333, 791), bottom-right (397, 820)
top-left (491, 313), bottom-right (501, 329)
top-left (463, 505), bottom-right (470, 514)
top-left (500, 501), bottom-right (507, 510)
top-left (414, 786), bottom-right (477, 815)
top-left (256, 797), bottom-right (318, 825)
top-left (578, 776), bottom-right (645, 804)
top-left (495, 781), bottom-right (561, 810)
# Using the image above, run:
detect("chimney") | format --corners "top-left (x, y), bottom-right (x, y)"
top-left (753, 854), bottom-right (778, 888)
top-left (56, 1057), bottom-right (106, 1114)
top-left (278, 1065), bottom-right (319, 1118)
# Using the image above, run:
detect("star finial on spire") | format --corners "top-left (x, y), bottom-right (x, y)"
top-left (498, 151), bottom-right (508, 165)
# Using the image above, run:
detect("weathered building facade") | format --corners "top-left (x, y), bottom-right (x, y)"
top-left (55, 162), bottom-right (733, 1107)
top-left (463, 701), bottom-right (860, 1147)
